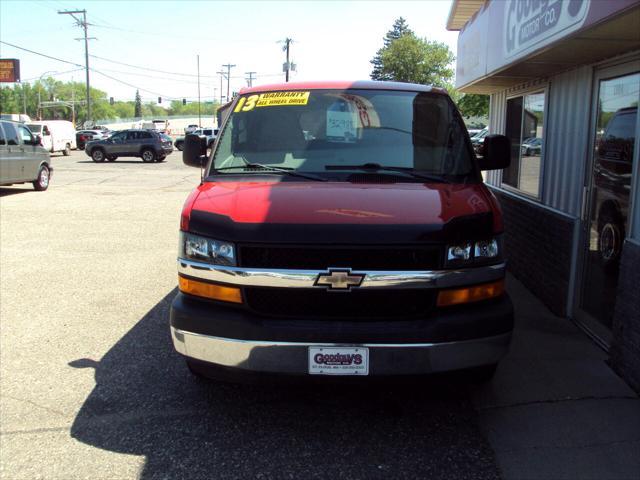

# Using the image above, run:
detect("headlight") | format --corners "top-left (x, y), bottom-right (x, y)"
top-left (447, 243), bottom-right (472, 262)
top-left (474, 239), bottom-right (499, 258)
top-left (446, 237), bottom-right (501, 266)
top-left (180, 232), bottom-right (236, 266)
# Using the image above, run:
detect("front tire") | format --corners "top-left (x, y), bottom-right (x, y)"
top-left (141, 148), bottom-right (156, 163)
top-left (175, 141), bottom-right (184, 151)
top-left (33, 165), bottom-right (50, 191)
top-left (91, 149), bottom-right (106, 163)
top-left (63, 144), bottom-right (71, 156)
top-left (107, 155), bottom-right (118, 162)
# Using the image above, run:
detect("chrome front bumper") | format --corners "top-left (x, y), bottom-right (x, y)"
top-left (171, 327), bottom-right (511, 375)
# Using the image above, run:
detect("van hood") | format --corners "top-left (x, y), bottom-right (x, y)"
top-left (186, 180), bottom-right (498, 244)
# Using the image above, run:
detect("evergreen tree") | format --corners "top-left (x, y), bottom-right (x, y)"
top-left (134, 90), bottom-right (142, 118)
top-left (370, 17), bottom-right (414, 80)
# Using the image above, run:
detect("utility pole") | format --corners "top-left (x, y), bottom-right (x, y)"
top-left (58, 9), bottom-right (94, 124)
top-left (245, 72), bottom-right (256, 88)
top-left (197, 55), bottom-right (201, 127)
top-left (216, 71), bottom-right (225, 103)
top-left (71, 76), bottom-right (75, 127)
top-left (221, 63), bottom-right (236, 102)
top-left (280, 38), bottom-right (294, 82)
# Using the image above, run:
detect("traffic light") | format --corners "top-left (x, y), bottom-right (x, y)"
top-left (182, 98), bottom-right (186, 105)
top-left (109, 97), bottom-right (114, 105)
top-left (158, 97), bottom-right (162, 104)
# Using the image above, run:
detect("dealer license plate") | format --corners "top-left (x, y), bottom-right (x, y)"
top-left (308, 347), bottom-right (369, 375)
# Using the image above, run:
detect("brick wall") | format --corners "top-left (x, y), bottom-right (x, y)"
top-left (491, 189), bottom-right (576, 317)
top-left (610, 241), bottom-right (640, 393)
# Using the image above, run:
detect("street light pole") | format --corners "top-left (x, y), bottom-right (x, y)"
top-left (197, 55), bottom-right (201, 127)
top-left (37, 70), bottom-right (56, 120)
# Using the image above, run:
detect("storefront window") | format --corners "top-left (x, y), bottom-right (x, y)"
top-left (503, 92), bottom-right (545, 197)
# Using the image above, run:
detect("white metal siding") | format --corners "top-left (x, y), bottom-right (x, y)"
top-left (543, 66), bottom-right (593, 216)
top-left (485, 91), bottom-right (506, 186)
top-left (486, 68), bottom-right (593, 216)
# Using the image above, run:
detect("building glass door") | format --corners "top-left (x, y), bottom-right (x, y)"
top-left (580, 67), bottom-right (639, 330)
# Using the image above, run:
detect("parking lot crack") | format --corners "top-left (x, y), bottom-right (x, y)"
top-left (2, 394), bottom-right (68, 417)
top-left (476, 394), bottom-right (638, 411)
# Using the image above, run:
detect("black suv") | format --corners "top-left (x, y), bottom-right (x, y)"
top-left (85, 129), bottom-right (173, 163)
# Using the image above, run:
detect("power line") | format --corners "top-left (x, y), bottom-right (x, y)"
top-left (21, 68), bottom-right (84, 82)
top-left (0, 40), bottom-right (82, 67)
top-left (0, 40), bottom-right (284, 102)
top-left (90, 54), bottom-right (218, 78)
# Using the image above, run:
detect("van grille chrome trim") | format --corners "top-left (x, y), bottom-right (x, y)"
top-left (177, 259), bottom-right (506, 290)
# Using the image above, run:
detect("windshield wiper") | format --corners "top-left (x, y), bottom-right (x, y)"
top-left (325, 163), bottom-right (451, 183)
top-left (213, 163), bottom-right (328, 182)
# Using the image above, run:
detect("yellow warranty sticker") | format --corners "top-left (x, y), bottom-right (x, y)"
top-left (235, 91), bottom-right (310, 112)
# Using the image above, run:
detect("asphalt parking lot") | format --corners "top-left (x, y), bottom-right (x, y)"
top-left (0, 150), bottom-right (502, 479)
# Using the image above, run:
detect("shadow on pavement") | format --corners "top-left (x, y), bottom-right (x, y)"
top-left (0, 187), bottom-right (36, 197)
top-left (70, 289), bottom-right (500, 479)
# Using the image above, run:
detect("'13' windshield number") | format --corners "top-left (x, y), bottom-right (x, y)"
top-left (234, 95), bottom-right (259, 113)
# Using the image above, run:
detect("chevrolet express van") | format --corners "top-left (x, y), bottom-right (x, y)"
top-left (0, 120), bottom-right (52, 190)
top-left (172, 81), bottom-right (513, 381)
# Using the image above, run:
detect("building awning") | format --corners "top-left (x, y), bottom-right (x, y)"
top-left (454, 0), bottom-right (640, 94)
top-left (446, 0), bottom-right (485, 31)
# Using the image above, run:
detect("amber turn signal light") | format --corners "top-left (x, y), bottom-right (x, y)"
top-left (437, 279), bottom-right (505, 307)
top-left (178, 276), bottom-right (242, 303)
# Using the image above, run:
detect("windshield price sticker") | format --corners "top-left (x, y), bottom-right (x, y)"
top-left (235, 91), bottom-right (310, 112)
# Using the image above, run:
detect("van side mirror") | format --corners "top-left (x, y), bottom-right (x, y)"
top-left (34, 134), bottom-right (43, 146)
top-left (183, 133), bottom-right (208, 168)
top-left (478, 134), bottom-right (511, 170)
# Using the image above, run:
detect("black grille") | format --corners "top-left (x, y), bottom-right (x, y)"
top-left (239, 245), bottom-right (442, 270)
top-left (245, 287), bottom-right (436, 320)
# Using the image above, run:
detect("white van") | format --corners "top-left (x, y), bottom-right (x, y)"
top-left (25, 120), bottom-right (76, 156)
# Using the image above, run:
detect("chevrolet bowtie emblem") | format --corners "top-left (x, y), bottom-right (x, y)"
top-left (314, 269), bottom-right (365, 291)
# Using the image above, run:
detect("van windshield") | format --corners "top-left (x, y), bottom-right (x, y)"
top-left (211, 89), bottom-right (476, 182)
top-left (26, 124), bottom-right (42, 134)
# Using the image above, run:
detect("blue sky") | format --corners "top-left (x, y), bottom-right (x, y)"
top-left (0, 0), bottom-right (458, 104)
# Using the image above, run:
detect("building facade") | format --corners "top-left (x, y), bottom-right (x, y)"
top-left (447, 0), bottom-right (640, 389)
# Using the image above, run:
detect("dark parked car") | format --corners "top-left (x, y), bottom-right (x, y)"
top-left (76, 129), bottom-right (109, 150)
top-left (85, 129), bottom-right (173, 163)
top-left (471, 127), bottom-right (489, 155)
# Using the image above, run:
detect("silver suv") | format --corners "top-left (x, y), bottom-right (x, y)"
top-left (85, 129), bottom-right (173, 163)
top-left (0, 120), bottom-right (52, 191)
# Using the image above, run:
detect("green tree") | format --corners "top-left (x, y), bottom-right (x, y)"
top-left (379, 34), bottom-right (455, 87)
top-left (112, 101), bottom-right (135, 119)
top-left (134, 90), bottom-right (142, 118)
top-left (456, 94), bottom-right (489, 118)
top-left (370, 17), bottom-right (414, 81)
top-left (167, 100), bottom-right (219, 117)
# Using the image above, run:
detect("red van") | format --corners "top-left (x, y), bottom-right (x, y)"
top-left (172, 81), bottom-right (512, 381)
